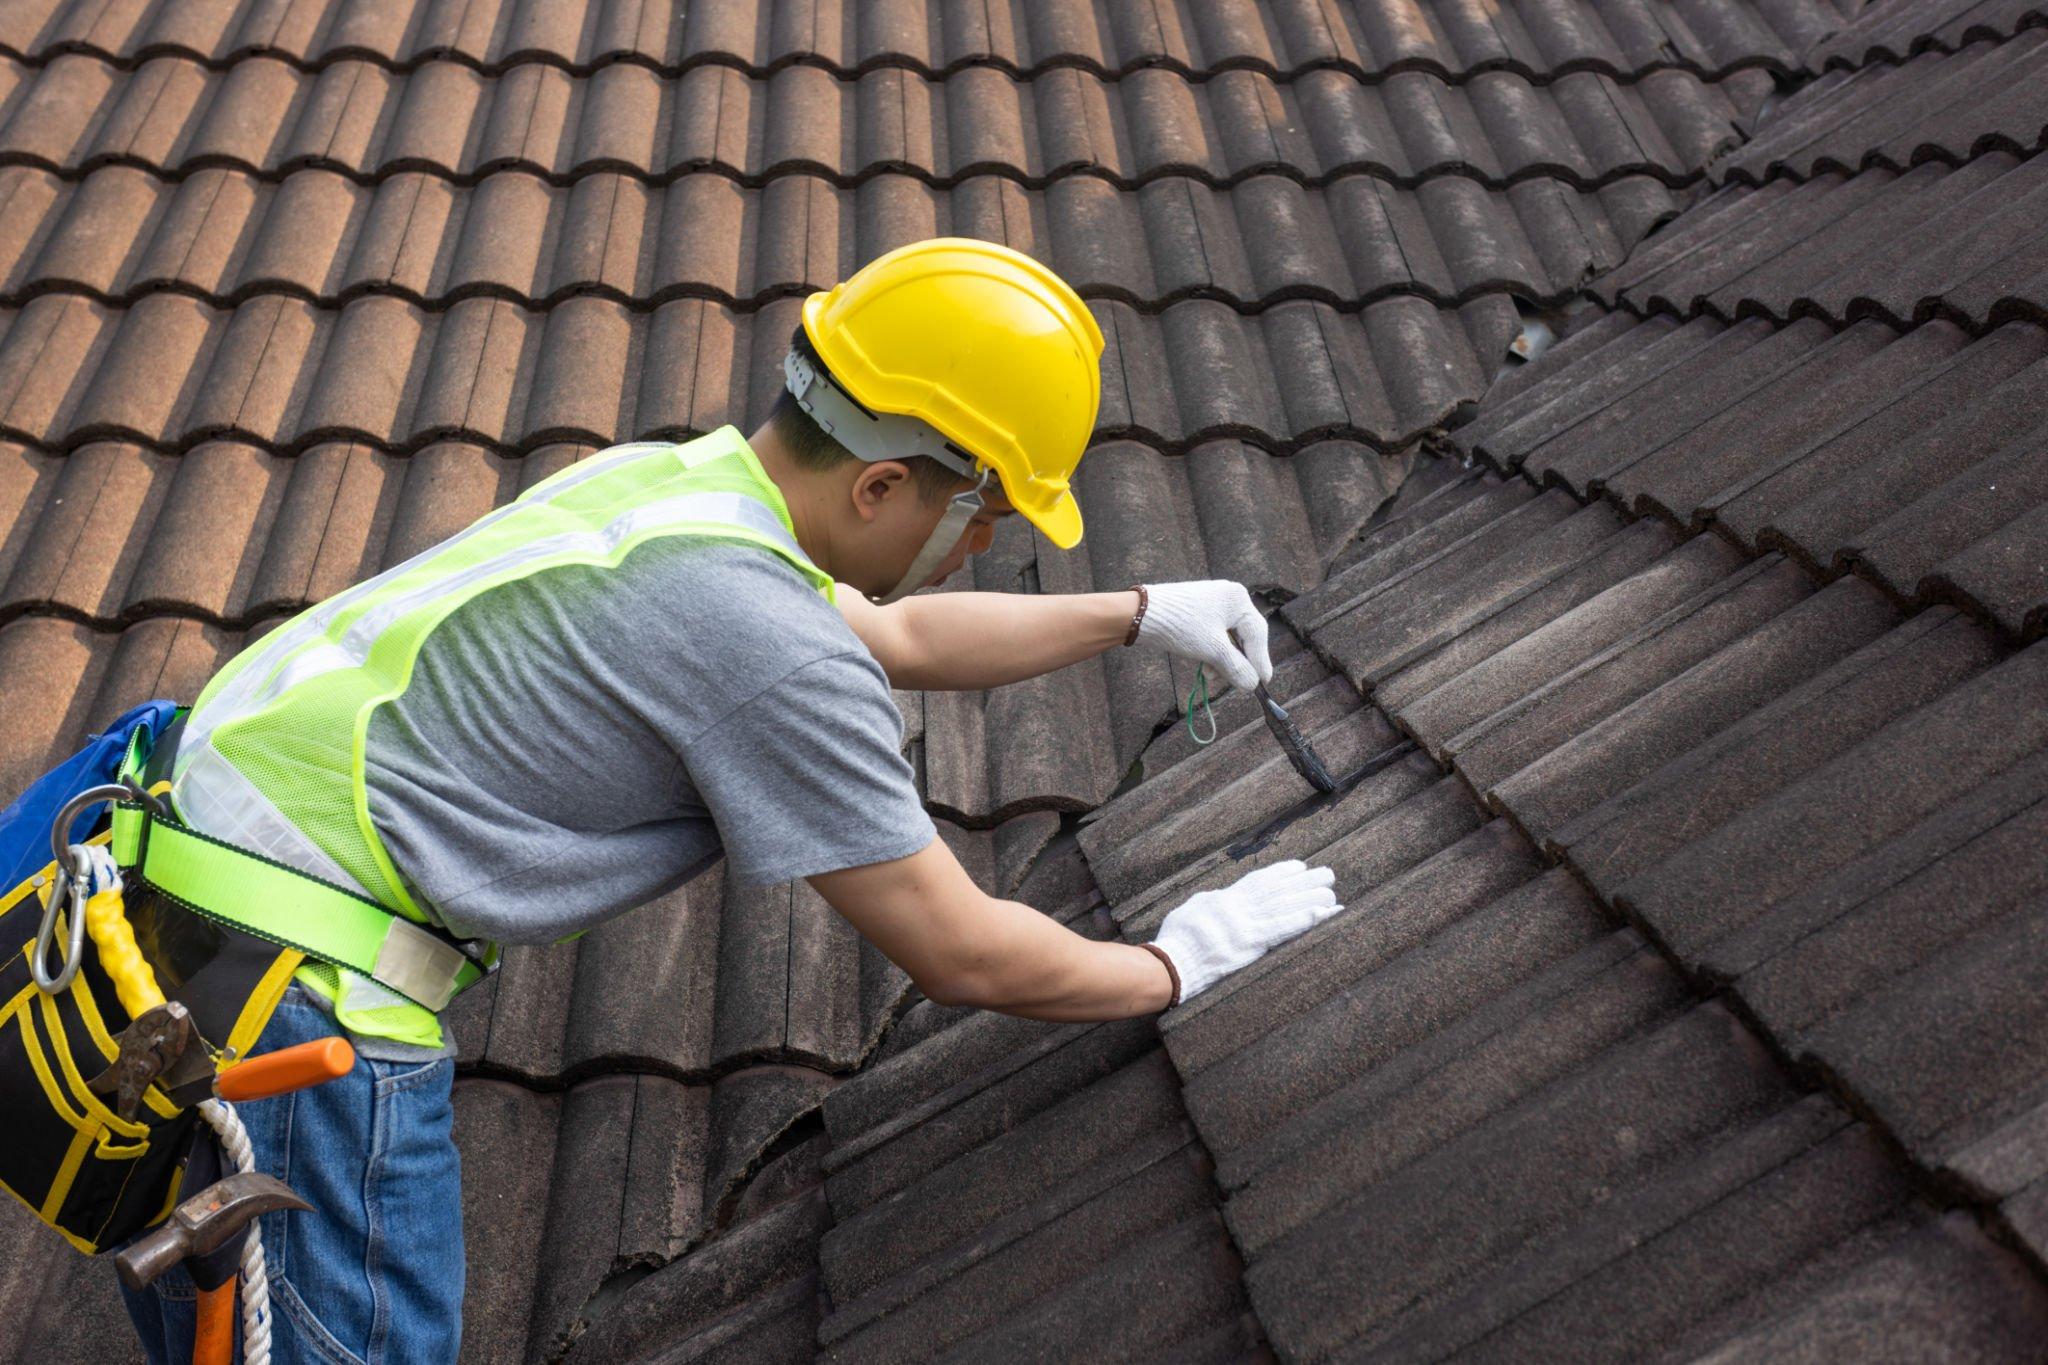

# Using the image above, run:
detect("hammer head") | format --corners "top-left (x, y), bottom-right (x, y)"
top-left (115, 1173), bottom-right (311, 1291)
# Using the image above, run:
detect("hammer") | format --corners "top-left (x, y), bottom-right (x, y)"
top-left (115, 1172), bottom-right (311, 1291)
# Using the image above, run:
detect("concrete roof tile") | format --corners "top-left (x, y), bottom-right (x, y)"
top-left (0, 50), bottom-right (1762, 187)
top-left (31, 5), bottom-right (2048, 1361)
top-left (1448, 552), bottom-right (1816, 791)
top-left (819, 1046), bottom-right (1185, 1302)
top-left (1367, 1107), bottom-right (1910, 1360)
top-left (1694, 1210), bottom-right (2048, 1357)
top-left (1616, 637), bottom-right (2048, 958)
top-left (1566, 600), bottom-right (1965, 886)
top-left (565, 1172), bottom-right (829, 1364)
top-left (1245, 1002), bottom-right (1800, 1358)
top-left (1724, 33), bottom-right (2048, 184)
top-left (1496, 574), bottom-right (1902, 844)
top-left (1808, 0), bottom-right (2048, 70)
top-left (0, 0), bottom-right (1858, 81)
top-left (1218, 915), bottom-right (1658, 1219)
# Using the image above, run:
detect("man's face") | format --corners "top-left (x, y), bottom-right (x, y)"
top-left (848, 459), bottom-right (1021, 598)
top-left (918, 480), bottom-right (1017, 589)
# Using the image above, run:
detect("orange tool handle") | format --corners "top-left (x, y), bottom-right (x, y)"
top-left (216, 1038), bottom-right (356, 1102)
top-left (193, 1282), bottom-right (236, 1365)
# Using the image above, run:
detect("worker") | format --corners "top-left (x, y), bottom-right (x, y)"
top-left (114, 238), bottom-right (1342, 1362)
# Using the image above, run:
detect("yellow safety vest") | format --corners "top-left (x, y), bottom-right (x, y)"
top-left (170, 428), bottom-right (833, 1045)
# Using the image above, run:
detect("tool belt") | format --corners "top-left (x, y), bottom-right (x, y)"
top-left (1, 706), bottom-right (494, 1254)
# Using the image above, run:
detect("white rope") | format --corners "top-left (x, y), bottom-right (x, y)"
top-left (78, 843), bottom-right (122, 894)
top-left (198, 1098), bottom-right (274, 1365)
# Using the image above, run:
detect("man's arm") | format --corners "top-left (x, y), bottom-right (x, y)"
top-left (839, 580), bottom-right (1276, 694)
top-left (837, 588), bottom-right (1138, 691)
top-left (809, 836), bottom-right (1174, 1020)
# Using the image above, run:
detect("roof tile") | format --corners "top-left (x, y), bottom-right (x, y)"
top-left (821, 1046), bottom-right (1185, 1299)
top-left (0, 1195), bottom-right (141, 1362)
top-left (0, 0), bottom-right (1858, 82)
top-left (1695, 1211), bottom-right (2048, 1357)
top-left (562, 1175), bottom-right (829, 1365)
top-left (1616, 637), bottom-right (2048, 953)
top-left (0, 294), bottom-right (1502, 458)
top-left (0, 51), bottom-right (1758, 187)
top-left (1078, 617), bottom-right (1967, 1359)
top-left (1494, 574), bottom-right (1902, 845)
top-left (1218, 916), bottom-right (1660, 1223)
top-left (1449, 552), bottom-right (1815, 790)
top-left (1363, 1108), bottom-right (1909, 1360)
top-left (1373, 516), bottom-right (1681, 716)
top-left (1603, 156), bottom-right (2048, 330)
top-left (28, 5), bottom-right (2048, 1361)
top-left (1806, 1), bottom-right (2048, 69)
top-left (1558, 605), bottom-right (1997, 891)
top-left (1463, 307), bottom-right (2048, 634)
top-left (1721, 34), bottom-right (2048, 184)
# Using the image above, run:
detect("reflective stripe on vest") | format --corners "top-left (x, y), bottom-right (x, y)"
top-left (172, 427), bottom-right (831, 938)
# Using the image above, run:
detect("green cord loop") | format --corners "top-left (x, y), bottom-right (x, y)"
top-left (1184, 667), bottom-right (1218, 746)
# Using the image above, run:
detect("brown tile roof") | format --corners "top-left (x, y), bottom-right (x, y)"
top-left (0, 165), bottom-right (1666, 309)
top-left (0, 0), bottom-right (1848, 82)
top-left (0, 53), bottom-right (1754, 186)
top-left (15, 2), bottom-right (2048, 1362)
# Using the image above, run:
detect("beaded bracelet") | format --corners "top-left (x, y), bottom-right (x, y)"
top-left (1123, 584), bottom-right (1149, 647)
top-left (1139, 942), bottom-right (1181, 1009)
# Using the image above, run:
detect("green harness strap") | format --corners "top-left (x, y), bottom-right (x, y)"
top-left (107, 792), bottom-right (490, 1014)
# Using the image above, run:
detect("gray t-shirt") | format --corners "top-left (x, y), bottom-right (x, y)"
top-left (359, 537), bottom-right (937, 946)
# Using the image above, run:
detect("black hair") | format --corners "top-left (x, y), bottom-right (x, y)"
top-left (768, 327), bottom-right (978, 502)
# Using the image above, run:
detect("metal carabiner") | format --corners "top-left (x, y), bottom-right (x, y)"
top-left (32, 782), bottom-right (134, 995)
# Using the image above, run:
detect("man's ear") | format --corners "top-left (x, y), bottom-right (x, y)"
top-left (849, 460), bottom-right (912, 524)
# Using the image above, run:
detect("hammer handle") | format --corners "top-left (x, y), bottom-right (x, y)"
top-left (193, 1284), bottom-right (236, 1365)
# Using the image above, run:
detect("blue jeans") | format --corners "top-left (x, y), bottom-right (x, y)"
top-left (118, 986), bottom-right (465, 1363)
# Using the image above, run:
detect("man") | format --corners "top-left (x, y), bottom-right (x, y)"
top-left (118, 239), bottom-right (1342, 1361)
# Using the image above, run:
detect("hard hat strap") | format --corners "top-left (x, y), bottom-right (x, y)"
top-left (783, 348), bottom-right (980, 480)
top-left (870, 469), bottom-right (989, 606)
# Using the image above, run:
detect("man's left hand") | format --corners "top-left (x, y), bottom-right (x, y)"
top-left (1131, 580), bottom-right (1274, 692)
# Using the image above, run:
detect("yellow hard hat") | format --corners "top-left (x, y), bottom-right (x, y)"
top-left (795, 237), bottom-right (1105, 549)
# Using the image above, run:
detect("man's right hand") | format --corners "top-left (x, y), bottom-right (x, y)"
top-left (1131, 580), bottom-right (1275, 692)
top-left (1148, 861), bottom-right (1342, 1004)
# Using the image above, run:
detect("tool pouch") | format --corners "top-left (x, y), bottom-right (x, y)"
top-left (0, 706), bottom-right (301, 1254)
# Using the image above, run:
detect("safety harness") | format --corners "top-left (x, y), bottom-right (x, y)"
top-left (109, 742), bottom-right (494, 1014)
top-left (21, 706), bottom-right (494, 1020)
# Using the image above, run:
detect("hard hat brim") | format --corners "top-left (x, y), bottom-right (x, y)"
top-left (1023, 488), bottom-right (1084, 549)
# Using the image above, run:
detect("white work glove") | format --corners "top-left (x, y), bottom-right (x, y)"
top-left (1148, 860), bottom-right (1341, 1005)
top-left (1133, 580), bottom-right (1274, 692)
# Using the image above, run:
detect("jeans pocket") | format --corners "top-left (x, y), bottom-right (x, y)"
top-left (370, 1055), bottom-right (450, 1099)
top-left (365, 1055), bottom-right (464, 1362)
top-left (273, 1278), bottom-right (374, 1365)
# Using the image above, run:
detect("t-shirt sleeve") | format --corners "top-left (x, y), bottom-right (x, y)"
top-left (679, 649), bottom-right (937, 885)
